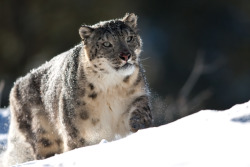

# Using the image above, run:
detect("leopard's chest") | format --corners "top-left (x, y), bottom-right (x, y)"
top-left (75, 87), bottom-right (133, 144)
top-left (74, 64), bottom-right (142, 143)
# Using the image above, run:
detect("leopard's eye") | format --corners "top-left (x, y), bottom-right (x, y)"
top-left (127, 36), bottom-right (133, 42)
top-left (103, 42), bottom-right (112, 47)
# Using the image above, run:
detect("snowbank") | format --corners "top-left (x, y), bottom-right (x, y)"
top-left (10, 100), bottom-right (250, 167)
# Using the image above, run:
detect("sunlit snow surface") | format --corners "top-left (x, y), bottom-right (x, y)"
top-left (2, 101), bottom-right (250, 167)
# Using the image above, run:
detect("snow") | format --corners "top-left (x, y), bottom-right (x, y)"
top-left (1, 101), bottom-right (250, 167)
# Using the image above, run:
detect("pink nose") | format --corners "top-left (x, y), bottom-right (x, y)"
top-left (119, 51), bottom-right (131, 62)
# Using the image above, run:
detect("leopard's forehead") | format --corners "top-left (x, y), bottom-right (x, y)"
top-left (92, 20), bottom-right (135, 37)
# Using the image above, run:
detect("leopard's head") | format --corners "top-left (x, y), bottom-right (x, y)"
top-left (79, 13), bottom-right (142, 75)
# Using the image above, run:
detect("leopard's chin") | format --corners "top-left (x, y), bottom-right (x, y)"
top-left (116, 63), bottom-right (135, 76)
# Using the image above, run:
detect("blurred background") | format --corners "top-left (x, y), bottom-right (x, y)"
top-left (0, 0), bottom-right (250, 126)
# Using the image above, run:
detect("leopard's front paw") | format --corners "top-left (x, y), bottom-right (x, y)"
top-left (129, 108), bottom-right (152, 132)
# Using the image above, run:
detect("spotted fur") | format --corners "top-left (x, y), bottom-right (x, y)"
top-left (3, 13), bottom-right (152, 166)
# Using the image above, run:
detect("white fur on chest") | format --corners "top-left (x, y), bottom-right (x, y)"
top-left (79, 59), bottom-right (143, 144)
top-left (81, 86), bottom-right (135, 144)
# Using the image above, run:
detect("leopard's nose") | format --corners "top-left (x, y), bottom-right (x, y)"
top-left (119, 51), bottom-right (131, 62)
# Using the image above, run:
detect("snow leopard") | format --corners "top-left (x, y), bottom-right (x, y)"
top-left (3, 13), bottom-right (152, 166)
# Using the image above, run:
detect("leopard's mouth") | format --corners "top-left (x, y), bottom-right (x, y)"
top-left (120, 63), bottom-right (133, 70)
top-left (113, 62), bottom-right (135, 75)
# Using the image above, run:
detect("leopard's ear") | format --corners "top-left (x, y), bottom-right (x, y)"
top-left (79, 25), bottom-right (94, 40)
top-left (122, 13), bottom-right (138, 29)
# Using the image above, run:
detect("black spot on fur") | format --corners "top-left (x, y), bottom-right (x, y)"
top-left (79, 138), bottom-right (85, 145)
top-left (17, 105), bottom-right (33, 134)
top-left (91, 118), bottom-right (100, 125)
top-left (18, 116), bottom-right (31, 131)
top-left (37, 128), bottom-right (46, 134)
top-left (40, 138), bottom-right (52, 147)
top-left (123, 76), bottom-right (130, 83)
top-left (88, 92), bottom-right (97, 99)
top-left (127, 89), bottom-right (135, 96)
top-left (80, 110), bottom-right (89, 120)
top-left (88, 83), bottom-right (95, 90)
top-left (69, 127), bottom-right (79, 139)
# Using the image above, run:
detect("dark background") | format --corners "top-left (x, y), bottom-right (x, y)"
top-left (0, 0), bottom-right (250, 125)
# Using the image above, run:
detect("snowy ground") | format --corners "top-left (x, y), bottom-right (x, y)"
top-left (1, 101), bottom-right (250, 167)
